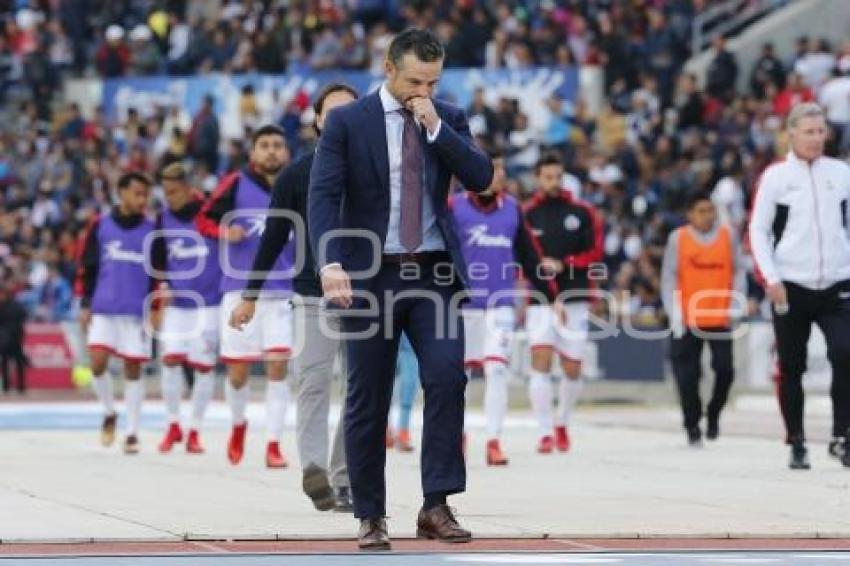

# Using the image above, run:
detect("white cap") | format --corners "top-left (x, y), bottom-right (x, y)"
top-left (106, 24), bottom-right (125, 42)
top-left (129, 24), bottom-right (151, 42)
top-left (602, 163), bottom-right (623, 184)
top-left (589, 163), bottom-right (623, 185)
top-left (16, 9), bottom-right (37, 30)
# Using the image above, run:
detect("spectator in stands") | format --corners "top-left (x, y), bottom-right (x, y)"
top-left (773, 72), bottom-right (814, 117)
top-left (706, 36), bottom-right (738, 104)
top-left (543, 95), bottom-right (574, 160)
top-left (788, 36), bottom-right (810, 72)
top-left (0, 279), bottom-right (27, 394)
top-left (818, 68), bottom-right (850, 152)
top-left (45, 19), bottom-right (73, 75)
top-left (338, 25), bottom-right (368, 69)
top-left (60, 103), bottom-right (85, 141)
top-left (166, 12), bottom-right (191, 75)
top-left (750, 43), bottom-right (786, 99)
top-left (310, 27), bottom-right (343, 70)
top-left (188, 95), bottom-right (220, 173)
top-left (34, 263), bottom-right (72, 322)
top-left (95, 25), bottom-right (129, 78)
top-left (641, 9), bottom-right (685, 108)
top-left (253, 30), bottom-right (286, 73)
top-left (128, 25), bottom-right (161, 76)
top-left (794, 37), bottom-right (836, 90)
top-left (676, 73), bottom-right (705, 130)
top-left (836, 41), bottom-right (850, 75)
top-left (596, 10), bottom-right (633, 93)
top-left (30, 189), bottom-right (60, 229)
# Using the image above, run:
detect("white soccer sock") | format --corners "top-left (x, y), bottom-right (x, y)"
top-left (160, 365), bottom-right (183, 424)
top-left (483, 360), bottom-right (509, 438)
top-left (189, 373), bottom-right (215, 431)
top-left (91, 372), bottom-right (116, 415)
top-left (124, 379), bottom-right (145, 436)
top-left (225, 380), bottom-right (249, 426)
top-left (528, 370), bottom-right (554, 435)
top-left (265, 379), bottom-right (291, 442)
top-left (556, 376), bottom-right (585, 427)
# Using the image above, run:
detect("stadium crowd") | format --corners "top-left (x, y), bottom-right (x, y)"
top-left (1, 0), bottom-right (849, 331)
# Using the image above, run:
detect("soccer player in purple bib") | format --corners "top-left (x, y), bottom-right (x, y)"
top-left (78, 172), bottom-right (156, 455)
top-left (150, 163), bottom-right (222, 455)
top-left (197, 125), bottom-right (295, 468)
top-left (450, 151), bottom-right (557, 466)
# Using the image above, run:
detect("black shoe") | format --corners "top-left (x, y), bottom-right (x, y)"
top-left (333, 486), bottom-right (354, 513)
top-left (123, 434), bottom-right (140, 455)
top-left (706, 418), bottom-right (719, 441)
top-left (828, 438), bottom-right (844, 459)
top-left (842, 432), bottom-right (850, 468)
top-left (789, 442), bottom-right (810, 470)
top-left (302, 465), bottom-right (335, 512)
top-left (687, 426), bottom-right (702, 447)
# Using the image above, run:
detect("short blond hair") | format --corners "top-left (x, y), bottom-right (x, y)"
top-left (787, 102), bottom-right (825, 129)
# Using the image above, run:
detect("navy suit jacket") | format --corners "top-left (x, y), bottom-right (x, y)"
top-left (308, 90), bottom-right (493, 292)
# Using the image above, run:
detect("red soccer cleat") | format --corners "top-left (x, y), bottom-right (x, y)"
top-left (227, 422), bottom-right (247, 465)
top-left (158, 422), bottom-right (183, 453)
top-left (537, 435), bottom-right (554, 454)
top-left (186, 429), bottom-right (204, 454)
top-left (486, 439), bottom-right (509, 466)
top-left (266, 441), bottom-right (289, 469)
top-left (555, 426), bottom-right (570, 453)
top-left (396, 428), bottom-right (415, 453)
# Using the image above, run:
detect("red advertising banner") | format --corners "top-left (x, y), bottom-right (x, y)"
top-left (22, 323), bottom-right (74, 389)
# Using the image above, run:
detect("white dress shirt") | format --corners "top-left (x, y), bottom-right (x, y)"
top-left (378, 83), bottom-right (445, 254)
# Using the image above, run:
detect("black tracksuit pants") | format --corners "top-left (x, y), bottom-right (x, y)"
top-left (773, 281), bottom-right (850, 442)
top-left (670, 327), bottom-right (734, 431)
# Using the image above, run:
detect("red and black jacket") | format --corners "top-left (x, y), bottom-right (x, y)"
top-left (522, 190), bottom-right (604, 301)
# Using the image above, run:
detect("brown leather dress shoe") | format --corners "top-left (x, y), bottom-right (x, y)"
top-left (416, 505), bottom-right (472, 543)
top-left (358, 518), bottom-right (391, 551)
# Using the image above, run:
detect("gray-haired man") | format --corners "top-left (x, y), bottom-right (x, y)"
top-left (750, 102), bottom-right (850, 470)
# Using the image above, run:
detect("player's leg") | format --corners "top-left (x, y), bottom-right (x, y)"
top-left (526, 304), bottom-right (556, 454)
top-left (483, 306), bottom-right (513, 465)
top-left (185, 306), bottom-right (219, 454)
top-left (115, 315), bottom-right (152, 455)
top-left (87, 314), bottom-right (118, 446)
top-left (122, 358), bottom-right (144, 455)
top-left (220, 291), bottom-right (261, 465)
top-left (394, 333), bottom-right (420, 452)
top-left (261, 296), bottom-right (294, 469)
top-left (706, 330), bottom-right (734, 441)
top-left (158, 305), bottom-right (187, 453)
top-left (554, 301), bottom-right (590, 453)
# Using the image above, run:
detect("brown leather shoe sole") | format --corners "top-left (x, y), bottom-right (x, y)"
top-left (302, 467), bottom-right (335, 512)
top-left (416, 526), bottom-right (472, 543)
top-left (358, 538), bottom-right (391, 551)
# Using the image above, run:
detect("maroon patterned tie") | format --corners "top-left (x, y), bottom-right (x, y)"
top-left (398, 108), bottom-right (423, 253)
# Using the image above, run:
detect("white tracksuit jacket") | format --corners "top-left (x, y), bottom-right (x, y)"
top-left (750, 151), bottom-right (850, 290)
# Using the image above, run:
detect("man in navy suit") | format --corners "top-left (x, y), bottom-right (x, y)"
top-left (308, 28), bottom-right (493, 551)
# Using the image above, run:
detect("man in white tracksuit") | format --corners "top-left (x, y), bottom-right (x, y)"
top-left (750, 102), bottom-right (850, 470)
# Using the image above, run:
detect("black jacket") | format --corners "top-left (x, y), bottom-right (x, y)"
top-left (523, 190), bottom-right (604, 302)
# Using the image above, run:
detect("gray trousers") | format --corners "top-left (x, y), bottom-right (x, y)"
top-left (293, 297), bottom-right (348, 488)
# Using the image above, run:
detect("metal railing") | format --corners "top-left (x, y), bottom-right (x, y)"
top-left (690, 0), bottom-right (792, 55)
